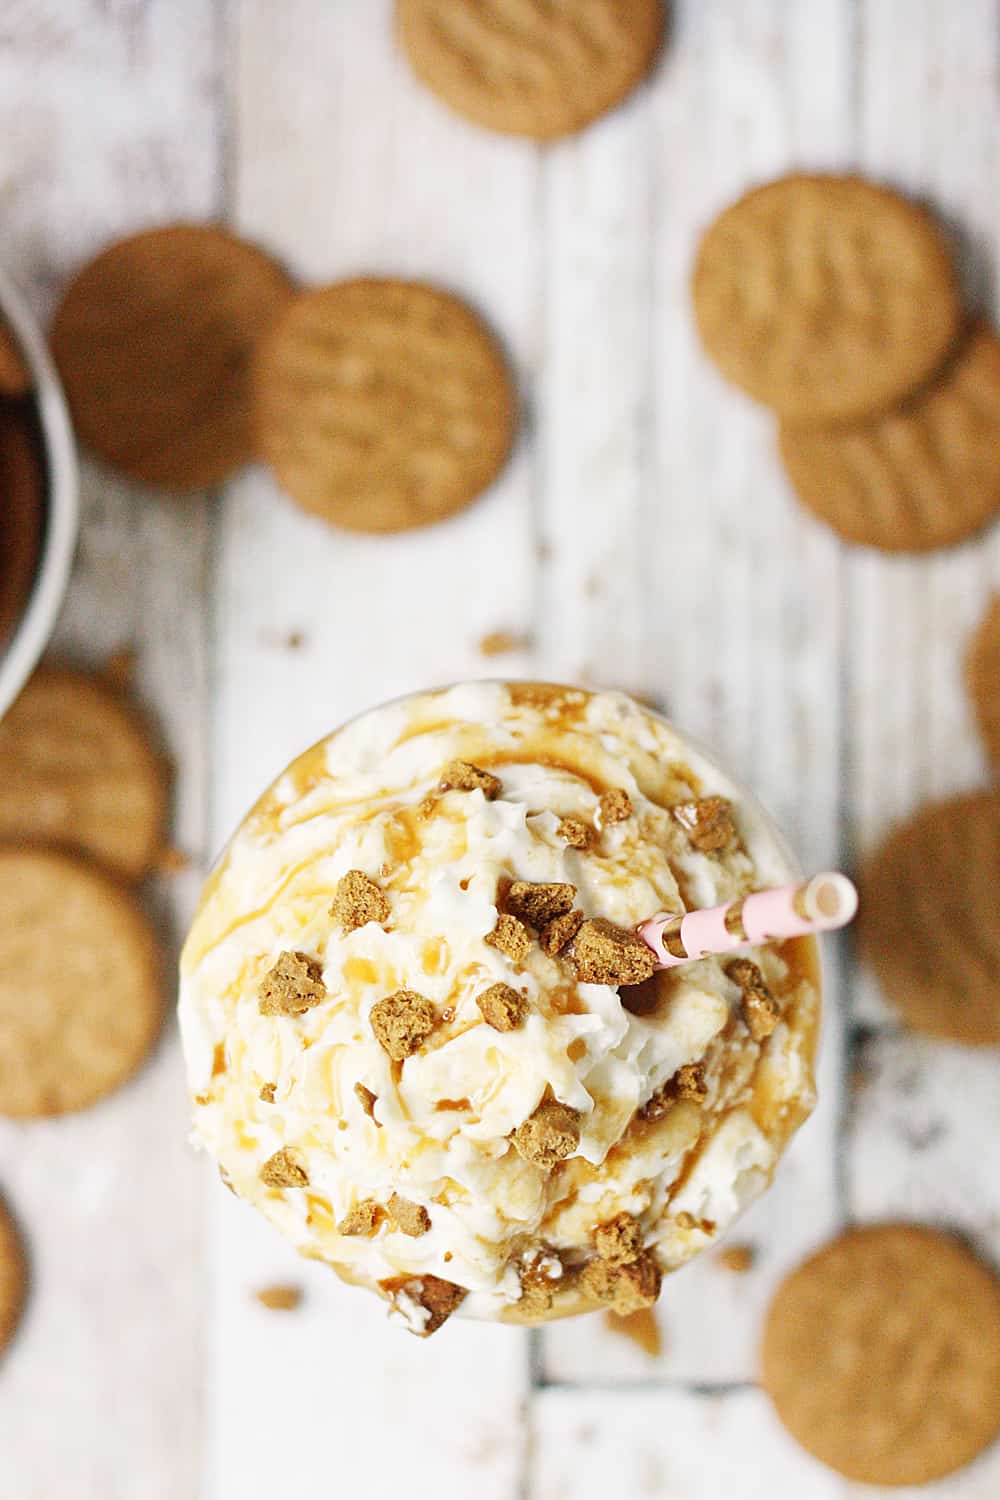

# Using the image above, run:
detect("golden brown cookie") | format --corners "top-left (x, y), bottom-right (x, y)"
top-left (966, 593), bottom-right (1000, 771)
top-left (0, 319), bottom-right (31, 397)
top-left (858, 790), bottom-right (1000, 1045)
top-left (0, 666), bottom-right (168, 882)
top-left (397, 0), bottom-right (664, 141)
top-left (692, 174), bottom-right (961, 423)
top-left (254, 278), bottom-right (516, 533)
top-left (779, 323), bottom-right (1000, 551)
top-left (0, 847), bottom-right (162, 1116)
top-left (51, 224), bottom-right (293, 489)
top-left (0, 1192), bottom-right (27, 1357)
top-left (0, 404), bottom-right (43, 642)
top-left (761, 1224), bottom-right (1000, 1486)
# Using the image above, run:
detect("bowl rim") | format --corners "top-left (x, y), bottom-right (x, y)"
top-left (0, 263), bottom-right (79, 719)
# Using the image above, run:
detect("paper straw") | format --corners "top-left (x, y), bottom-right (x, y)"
top-left (637, 871), bottom-right (858, 970)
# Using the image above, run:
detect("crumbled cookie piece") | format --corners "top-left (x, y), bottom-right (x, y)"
top-left (338, 1199), bottom-right (383, 1237)
top-left (354, 1082), bottom-right (380, 1123)
top-left (510, 1099), bottom-right (581, 1168)
top-left (572, 918), bottom-right (656, 986)
top-left (485, 912), bottom-right (531, 962)
top-left (599, 788), bottom-right (633, 824)
top-left (369, 990), bottom-right (436, 1061)
top-left (718, 1244), bottom-right (756, 1273)
top-left (594, 1212), bottom-right (644, 1267)
top-left (672, 795), bottom-right (736, 852)
top-left (556, 815), bottom-right (593, 849)
top-left (400, 1275), bottom-right (468, 1336)
top-left (507, 879), bottom-right (577, 927)
top-left (539, 907), bottom-right (585, 957)
top-left (255, 1284), bottom-right (303, 1311)
top-left (388, 1192), bottom-right (431, 1238)
top-left (258, 950), bottom-right (326, 1016)
top-left (260, 1147), bottom-right (309, 1188)
top-left (476, 982), bottom-right (527, 1032)
top-left (259, 1083), bottom-right (276, 1103)
top-left (518, 1277), bottom-right (554, 1318)
top-left (439, 760), bottom-right (501, 799)
top-left (641, 1060), bottom-right (708, 1119)
top-left (727, 958), bottom-right (780, 1041)
top-left (330, 870), bottom-right (390, 931)
top-left (580, 1252), bottom-right (662, 1314)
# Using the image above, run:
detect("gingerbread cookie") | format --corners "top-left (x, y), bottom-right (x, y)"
top-left (692, 174), bottom-right (961, 423)
top-left (0, 1193), bottom-right (26, 1357)
top-left (254, 278), bottom-right (516, 533)
top-left (0, 848), bottom-right (162, 1116)
top-left (0, 665), bottom-right (168, 882)
top-left (397, 0), bottom-right (664, 141)
top-left (0, 405), bottom-right (43, 642)
top-left (51, 224), bottom-right (293, 489)
top-left (762, 1224), bottom-right (1000, 1486)
top-left (858, 790), bottom-right (1000, 1045)
top-left (966, 593), bottom-right (1000, 771)
top-left (0, 319), bottom-right (31, 397)
top-left (780, 323), bottom-right (1000, 551)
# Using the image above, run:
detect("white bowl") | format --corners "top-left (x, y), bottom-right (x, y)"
top-left (0, 264), bottom-right (79, 719)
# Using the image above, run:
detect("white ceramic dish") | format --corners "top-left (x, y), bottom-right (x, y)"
top-left (0, 263), bottom-right (79, 718)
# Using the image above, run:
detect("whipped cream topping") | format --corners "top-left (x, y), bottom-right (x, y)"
top-left (179, 683), bottom-right (819, 1323)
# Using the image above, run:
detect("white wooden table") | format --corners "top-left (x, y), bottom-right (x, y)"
top-left (1, 3), bottom-right (999, 1496)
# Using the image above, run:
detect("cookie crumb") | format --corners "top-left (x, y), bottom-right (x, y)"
top-left (338, 1199), bottom-right (383, 1237)
top-left (486, 912), bottom-right (531, 962)
top-left (727, 958), bottom-right (779, 1041)
top-left (556, 815), bottom-right (593, 849)
top-left (103, 644), bottom-right (137, 689)
top-left (580, 1252), bottom-right (662, 1314)
top-left (511, 1099), bottom-right (581, 1168)
top-left (260, 1148), bottom-right (309, 1188)
top-left (370, 990), bottom-right (436, 1061)
top-left (389, 1275), bottom-right (467, 1336)
top-left (507, 879), bottom-right (577, 927)
top-left (717, 1244), bottom-right (756, 1273)
top-left (572, 918), bottom-right (656, 986)
top-left (388, 1193), bottom-right (431, 1238)
top-left (476, 982), bottom-right (528, 1032)
top-left (354, 1082), bottom-right (380, 1123)
top-left (539, 907), bottom-right (585, 956)
top-left (672, 796), bottom-right (735, 852)
top-left (330, 870), bottom-right (390, 931)
top-left (478, 629), bottom-right (531, 658)
top-left (599, 788), bottom-right (633, 825)
top-left (594, 1212), bottom-right (644, 1266)
top-left (642, 1060), bottom-right (708, 1118)
top-left (255, 1284), bottom-right (303, 1311)
top-left (259, 1083), bottom-right (276, 1104)
top-left (439, 760), bottom-right (501, 799)
top-left (258, 950), bottom-right (326, 1016)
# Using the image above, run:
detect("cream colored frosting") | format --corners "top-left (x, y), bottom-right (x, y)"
top-left (179, 683), bottom-right (819, 1324)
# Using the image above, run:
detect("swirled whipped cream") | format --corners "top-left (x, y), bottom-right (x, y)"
top-left (179, 683), bottom-right (819, 1333)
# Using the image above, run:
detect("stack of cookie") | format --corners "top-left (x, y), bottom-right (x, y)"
top-left (0, 316), bottom-right (43, 645)
top-left (0, 659), bottom-right (172, 1360)
top-left (693, 173), bottom-right (1000, 553)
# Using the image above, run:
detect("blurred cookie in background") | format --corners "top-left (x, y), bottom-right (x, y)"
top-left (398, 0), bottom-right (665, 140)
top-left (0, 1193), bottom-right (26, 1358)
top-left (0, 317), bottom-right (31, 398)
top-left (0, 403), bottom-right (44, 644)
top-left (966, 593), bottom-right (1000, 772)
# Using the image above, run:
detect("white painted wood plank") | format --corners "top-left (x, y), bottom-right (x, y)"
top-left (215, 5), bottom-right (536, 1494)
top-left (849, 0), bottom-right (1000, 1023)
top-left (0, 4), bottom-right (218, 1497)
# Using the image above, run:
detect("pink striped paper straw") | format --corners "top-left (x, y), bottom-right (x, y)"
top-left (637, 872), bottom-right (858, 970)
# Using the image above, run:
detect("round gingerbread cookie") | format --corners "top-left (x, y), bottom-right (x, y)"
top-left (51, 224), bottom-right (294, 490)
top-left (762, 1224), bottom-right (1000, 1486)
top-left (397, 0), bottom-right (664, 141)
top-left (779, 323), bottom-right (1000, 551)
top-left (0, 666), bottom-right (168, 883)
top-left (858, 790), bottom-right (1000, 1046)
top-left (0, 1193), bottom-right (27, 1357)
top-left (0, 848), bottom-right (162, 1117)
top-left (0, 318), bottom-right (31, 397)
top-left (0, 404), bottom-right (44, 642)
top-left (966, 593), bottom-right (1000, 772)
top-left (692, 174), bottom-right (962, 424)
top-left (254, 278), bottom-right (516, 533)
